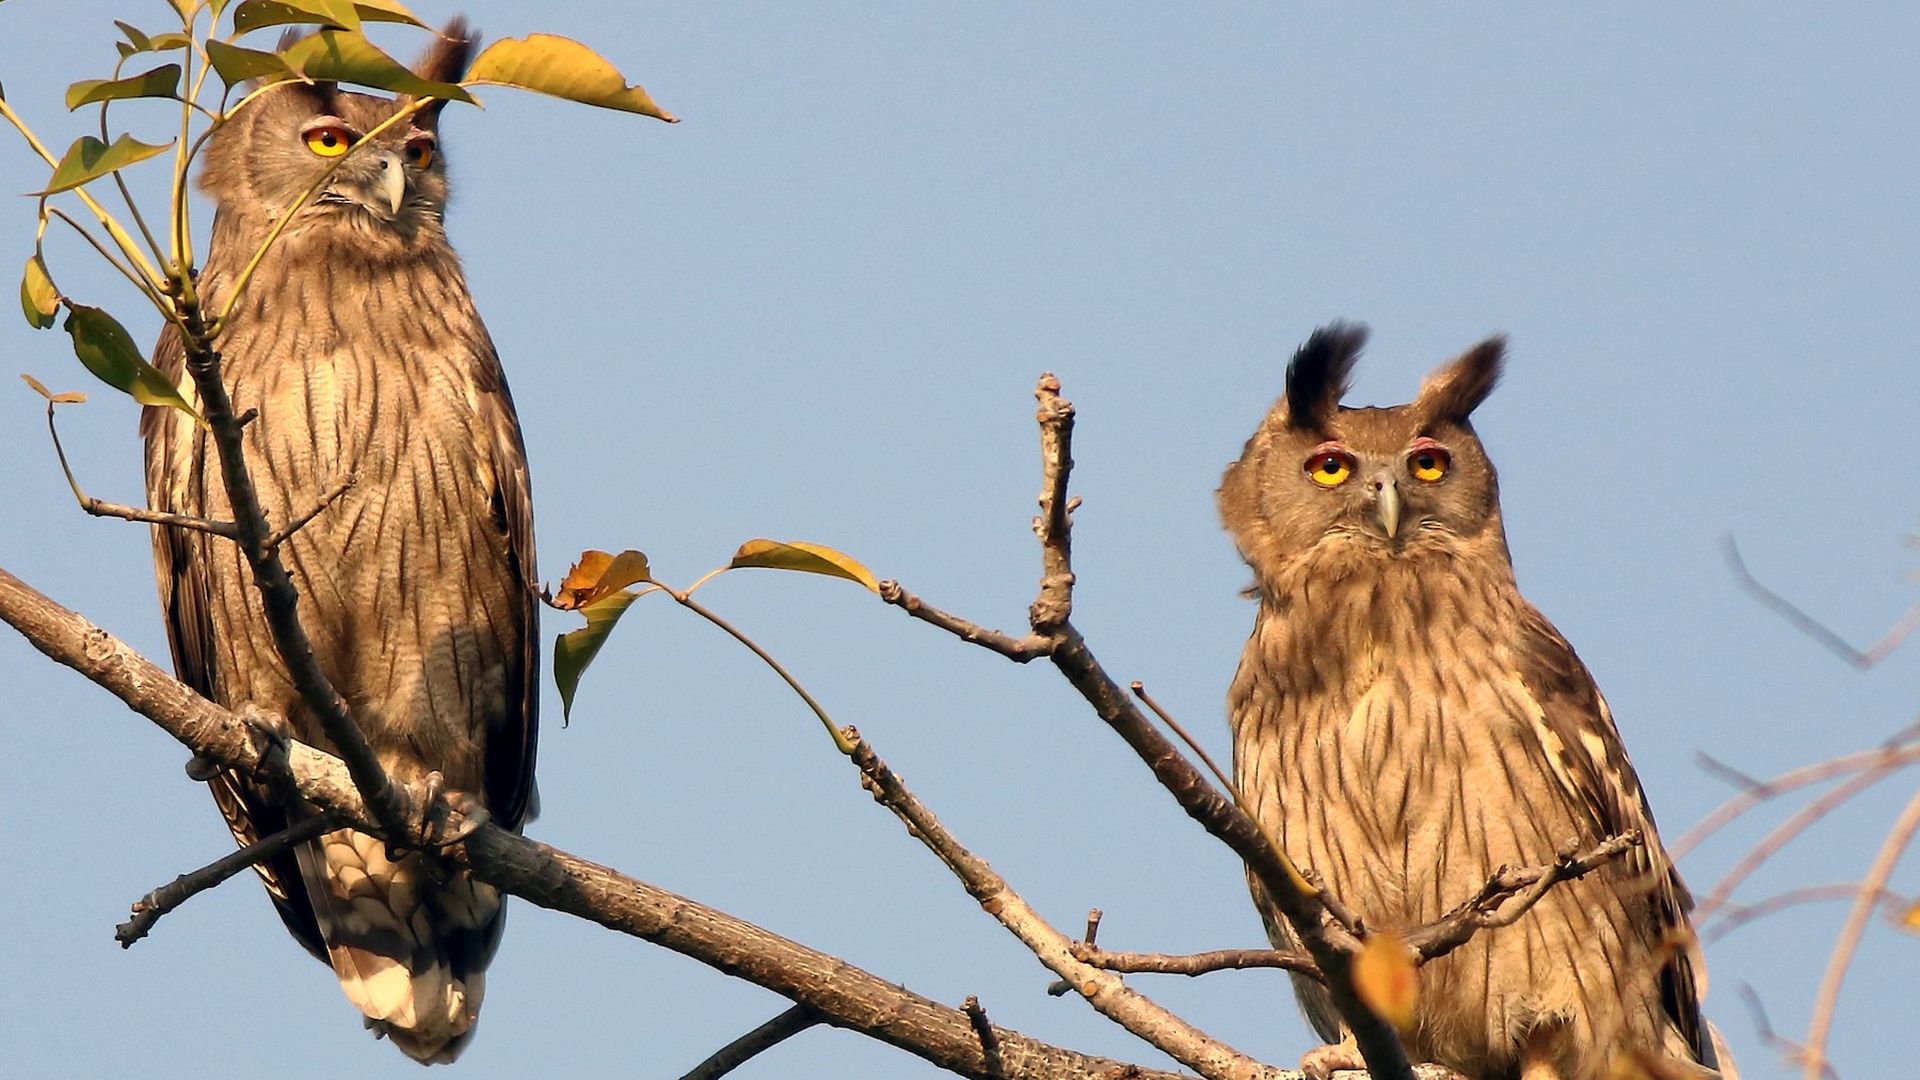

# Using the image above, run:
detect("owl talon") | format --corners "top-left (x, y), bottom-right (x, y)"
top-left (238, 705), bottom-right (294, 791)
top-left (1299, 1040), bottom-right (1366, 1080)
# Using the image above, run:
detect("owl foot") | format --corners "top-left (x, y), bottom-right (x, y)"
top-left (237, 704), bottom-right (296, 796)
top-left (1299, 1039), bottom-right (1365, 1080)
top-left (405, 770), bottom-right (491, 854)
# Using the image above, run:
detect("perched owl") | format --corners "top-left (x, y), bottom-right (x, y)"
top-left (141, 22), bottom-right (538, 1063)
top-left (1218, 326), bottom-right (1729, 1079)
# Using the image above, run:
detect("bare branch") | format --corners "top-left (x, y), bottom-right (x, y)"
top-left (0, 565), bottom-right (1201, 1080)
top-left (1725, 536), bottom-right (1920, 668)
top-left (1072, 942), bottom-right (1322, 980)
top-left (963, 997), bottom-right (1002, 1079)
top-left (115, 815), bottom-right (331, 947)
top-left (878, 580), bottom-right (1052, 661)
top-left (1674, 742), bottom-right (1920, 859)
top-left (1801, 784), bottom-right (1920, 1080)
top-left (171, 294), bottom-right (412, 842)
top-left (1694, 765), bottom-right (1907, 920)
top-left (1738, 985), bottom-right (1835, 1080)
top-left (1704, 883), bottom-right (1909, 943)
top-left (846, 729), bottom-right (1278, 1079)
top-left (1402, 833), bottom-right (1643, 963)
top-left (262, 473), bottom-right (357, 551)
top-left (677, 1005), bottom-right (823, 1080)
top-left (39, 394), bottom-right (235, 538)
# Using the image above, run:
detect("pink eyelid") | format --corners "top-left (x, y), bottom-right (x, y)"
top-left (1409, 436), bottom-right (1446, 454)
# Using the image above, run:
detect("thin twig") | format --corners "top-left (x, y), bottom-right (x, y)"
top-left (1704, 883), bottom-right (1908, 943)
top-left (115, 815), bottom-right (330, 947)
top-left (262, 474), bottom-right (357, 550)
top-left (1726, 536), bottom-right (1920, 669)
top-left (1071, 942), bottom-right (1323, 980)
top-left (964, 996), bottom-right (1002, 1079)
top-left (878, 580), bottom-right (1053, 661)
top-left (1738, 985), bottom-right (1834, 1080)
top-left (1694, 765), bottom-right (1906, 920)
top-left (42, 395), bottom-right (236, 536)
top-left (845, 730), bottom-right (1272, 1080)
top-left (1801, 784), bottom-right (1920, 1080)
top-left (1403, 833), bottom-right (1643, 961)
top-left (677, 1005), bottom-right (823, 1080)
top-left (1673, 743), bottom-right (1920, 859)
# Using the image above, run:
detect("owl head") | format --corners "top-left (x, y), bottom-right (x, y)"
top-left (198, 20), bottom-right (475, 246)
top-left (1219, 323), bottom-right (1510, 586)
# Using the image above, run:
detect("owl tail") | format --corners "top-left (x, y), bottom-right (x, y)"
top-left (298, 826), bottom-right (505, 1064)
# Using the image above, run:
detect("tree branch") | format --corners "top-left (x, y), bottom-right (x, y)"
top-left (677, 1005), bottom-right (823, 1080)
top-left (115, 815), bottom-right (331, 947)
top-left (0, 565), bottom-right (1202, 1080)
top-left (1401, 833), bottom-right (1642, 963)
top-left (847, 729), bottom-right (1281, 1079)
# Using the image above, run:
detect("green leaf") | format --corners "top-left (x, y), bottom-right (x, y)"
top-left (148, 32), bottom-right (194, 52)
top-left (62, 304), bottom-right (200, 420)
top-left (113, 20), bottom-right (154, 53)
top-left (281, 30), bottom-right (475, 103)
top-left (20, 255), bottom-right (57, 330)
top-left (38, 134), bottom-right (174, 195)
top-left (65, 64), bottom-right (183, 110)
top-left (553, 590), bottom-right (641, 725)
top-left (231, 0), bottom-right (425, 34)
top-left (205, 41), bottom-right (295, 88)
top-left (728, 539), bottom-right (880, 592)
top-left (465, 34), bottom-right (676, 120)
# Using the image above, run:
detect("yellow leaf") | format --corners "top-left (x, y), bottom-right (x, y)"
top-left (20, 254), bottom-right (58, 329)
top-left (1352, 931), bottom-right (1418, 1030)
top-left (1901, 902), bottom-right (1920, 932)
top-left (280, 30), bottom-right (474, 103)
top-left (728, 539), bottom-right (880, 593)
top-left (551, 549), bottom-right (652, 611)
top-left (20, 373), bottom-right (86, 404)
top-left (465, 34), bottom-right (676, 120)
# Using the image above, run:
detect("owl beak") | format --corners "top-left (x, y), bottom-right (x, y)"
top-left (1368, 472), bottom-right (1402, 539)
top-left (372, 150), bottom-right (408, 215)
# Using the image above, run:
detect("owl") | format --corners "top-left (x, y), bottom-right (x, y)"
top-left (1218, 325), bottom-right (1729, 1079)
top-left (140, 22), bottom-right (538, 1063)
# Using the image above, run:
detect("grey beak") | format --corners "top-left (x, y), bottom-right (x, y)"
top-left (372, 149), bottom-right (407, 214)
top-left (1369, 471), bottom-right (1401, 539)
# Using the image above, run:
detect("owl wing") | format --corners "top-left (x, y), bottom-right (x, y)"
top-left (1512, 604), bottom-right (1713, 1066)
top-left (473, 336), bottom-right (540, 830)
top-left (140, 325), bottom-right (328, 961)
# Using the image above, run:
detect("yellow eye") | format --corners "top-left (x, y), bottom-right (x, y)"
top-left (1305, 449), bottom-right (1355, 488)
top-left (404, 138), bottom-right (435, 169)
top-left (1409, 444), bottom-right (1451, 482)
top-left (304, 126), bottom-right (352, 157)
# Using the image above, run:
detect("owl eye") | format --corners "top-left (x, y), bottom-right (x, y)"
top-left (404, 137), bottom-right (435, 169)
top-left (1304, 449), bottom-right (1356, 488)
top-left (1409, 444), bottom-right (1451, 482)
top-left (303, 125), bottom-right (353, 158)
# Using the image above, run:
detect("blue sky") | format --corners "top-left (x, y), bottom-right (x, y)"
top-left (2, 3), bottom-right (1917, 1077)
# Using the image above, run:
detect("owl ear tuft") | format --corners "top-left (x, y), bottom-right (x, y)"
top-left (416, 17), bottom-right (478, 87)
top-left (1413, 335), bottom-right (1505, 427)
top-left (1283, 322), bottom-right (1366, 431)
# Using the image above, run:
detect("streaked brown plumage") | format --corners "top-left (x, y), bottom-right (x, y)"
top-left (1219, 326), bottom-right (1730, 1079)
top-left (141, 22), bottom-right (537, 1063)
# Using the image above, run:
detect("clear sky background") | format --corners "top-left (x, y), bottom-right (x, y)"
top-left (2, 3), bottom-right (1917, 1077)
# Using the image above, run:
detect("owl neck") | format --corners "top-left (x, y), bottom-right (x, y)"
top-left (1250, 531), bottom-right (1524, 691)
top-left (204, 204), bottom-right (454, 280)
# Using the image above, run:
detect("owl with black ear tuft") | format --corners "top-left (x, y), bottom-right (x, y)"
top-left (143, 19), bottom-right (539, 1063)
top-left (1219, 324), bottom-right (1735, 1080)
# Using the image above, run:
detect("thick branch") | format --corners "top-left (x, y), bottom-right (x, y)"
top-left (0, 566), bottom-right (1195, 1080)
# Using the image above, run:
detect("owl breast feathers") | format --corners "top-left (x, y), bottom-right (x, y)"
top-left (1218, 325), bottom-right (1732, 1080)
top-left (141, 20), bottom-right (539, 1064)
